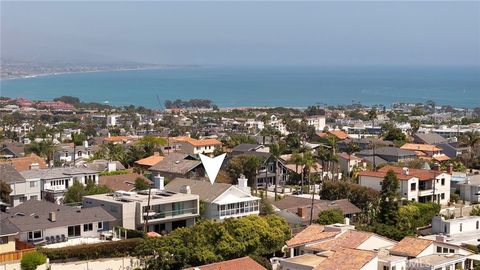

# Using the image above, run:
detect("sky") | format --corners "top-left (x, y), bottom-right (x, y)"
top-left (1, 1), bottom-right (479, 66)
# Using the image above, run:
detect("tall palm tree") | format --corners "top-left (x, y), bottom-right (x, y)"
top-left (291, 150), bottom-right (304, 192)
top-left (345, 141), bottom-right (360, 178)
top-left (302, 151), bottom-right (318, 224)
top-left (461, 130), bottom-right (480, 163)
top-left (270, 143), bottom-right (283, 201)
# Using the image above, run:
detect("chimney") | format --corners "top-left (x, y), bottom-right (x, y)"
top-left (237, 175), bottom-right (250, 193)
top-left (153, 174), bottom-right (165, 190)
top-left (447, 163), bottom-right (453, 175)
top-left (436, 235), bottom-right (447, 243)
top-left (49, 211), bottom-right (56, 222)
top-left (83, 140), bottom-right (89, 148)
top-left (107, 162), bottom-right (117, 172)
top-left (297, 207), bottom-right (306, 218)
top-left (402, 167), bottom-right (409, 176)
top-left (29, 163), bottom-right (40, 170)
top-left (180, 185), bottom-right (191, 194)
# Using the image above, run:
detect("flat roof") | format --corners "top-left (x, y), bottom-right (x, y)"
top-left (408, 254), bottom-right (465, 266)
top-left (84, 189), bottom-right (198, 205)
top-left (283, 254), bottom-right (327, 267)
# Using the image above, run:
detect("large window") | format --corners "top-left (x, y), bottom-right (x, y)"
top-left (30, 181), bottom-right (38, 188)
top-left (98, 222), bottom-right (103, 230)
top-left (68, 225), bottom-right (81, 237)
top-left (410, 183), bottom-right (416, 191)
top-left (219, 200), bottom-right (259, 217)
top-left (28, 230), bottom-right (42, 240)
top-left (173, 202), bottom-right (185, 216)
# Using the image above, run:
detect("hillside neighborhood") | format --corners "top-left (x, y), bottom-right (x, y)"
top-left (1, 96), bottom-right (480, 270)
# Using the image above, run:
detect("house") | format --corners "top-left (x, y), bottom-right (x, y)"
top-left (276, 223), bottom-right (396, 270)
top-left (292, 115), bottom-right (326, 131)
top-left (54, 142), bottom-right (94, 165)
top-left (400, 143), bottom-right (450, 162)
top-left (80, 159), bottom-right (125, 173)
top-left (0, 140), bottom-right (25, 158)
top-left (173, 137), bottom-right (222, 156)
top-left (183, 256), bottom-right (267, 270)
top-left (0, 164), bottom-right (40, 206)
top-left (0, 153), bottom-right (47, 172)
top-left (458, 174), bottom-right (480, 203)
top-left (337, 152), bottom-right (364, 175)
top-left (413, 133), bottom-right (448, 145)
top-left (0, 218), bottom-right (19, 253)
top-left (337, 138), bottom-right (393, 152)
top-left (389, 236), bottom-right (477, 270)
top-left (134, 152), bottom-right (164, 170)
top-left (20, 167), bottom-right (100, 204)
top-left (165, 176), bottom-right (260, 220)
top-left (149, 153), bottom-right (205, 180)
top-left (428, 216), bottom-right (480, 246)
top-left (83, 186), bottom-right (199, 233)
top-left (356, 146), bottom-right (417, 163)
top-left (271, 196), bottom-right (361, 226)
top-left (99, 170), bottom-right (152, 191)
top-left (358, 165), bottom-right (451, 205)
top-left (437, 141), bottom-right (470, 158)
top-left (315, 130), bottom-right (350, 141)
top-left (3, 200), bottom-right (115, 245)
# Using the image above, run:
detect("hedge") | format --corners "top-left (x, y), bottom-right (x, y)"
top-left (39, 238), bottom-right (142, 261)
top-left (21, 252), bottom-right (47, 270)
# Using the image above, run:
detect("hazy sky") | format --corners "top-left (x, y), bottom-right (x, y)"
top-left (1, 1), bottom-right (479, 66)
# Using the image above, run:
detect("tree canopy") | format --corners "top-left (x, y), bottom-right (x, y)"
top-left (316, 208), bottom-right (344, 225)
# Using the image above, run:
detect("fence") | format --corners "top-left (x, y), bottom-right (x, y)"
top-left (0, 240), bottom-right (35, 263)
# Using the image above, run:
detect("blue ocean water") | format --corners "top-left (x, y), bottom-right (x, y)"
top-left (1, 66), bottom-right (479, 108)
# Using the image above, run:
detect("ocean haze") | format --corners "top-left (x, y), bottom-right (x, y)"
top-left (1, 66), bottom-right (479, 108)
top-left (1, 1), bottom-right (479, 66)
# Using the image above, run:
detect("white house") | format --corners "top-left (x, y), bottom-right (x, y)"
top-left (359, 166), bottom-right (451, 205)
top-left (1, 164), bottom-right (41, 207)
top-left (428, 216), bottom-right (480, 247)
top-left (173, 137), bottom-right (222, 156)
top-left (20, 167), bottom-right (100, 204)
top-left (54, 141), bottom-right (94, 164)
top-left (458, 174), bottom-right (480, 203)
top-left (165, 176), bottom-right (261, 220)
top-left (293, 115), bottom-right (326, 131)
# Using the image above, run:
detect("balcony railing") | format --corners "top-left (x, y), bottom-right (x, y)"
top-left (142, 207), bottom-right (198, 222)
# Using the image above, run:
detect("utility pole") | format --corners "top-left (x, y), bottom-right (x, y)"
top-left (143, 184), bottom-right (152, 233)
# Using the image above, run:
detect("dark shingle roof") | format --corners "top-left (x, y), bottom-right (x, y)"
top-left (0, 163), bottom-right (26, 184)
top-left (149, 153), bottom-right (202, 175)
top-left (414, 133), bottom-right (447, 145)
top-left (6, 200), bottom-right (115, 231)
top-left (232, 144), bottom-right (262, 152)
top-left (273, 196), bottom-right (361, 216)
top-left (357, 147), bottom-right (416, 157)
top-left (0, 219), bottom-right (19, 236)
top-left (165, 178), bottom-right (231, 203)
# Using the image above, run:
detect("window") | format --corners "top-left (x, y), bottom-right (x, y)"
top-left (30, 181), bottom-right (37, 188)
top-left (437, 246), bottom-right (442, 253)
top-left (441, 193), bottom-right (445, 200)
top-left (98, 222), bottom-right (103, 230)
top-left (477, 221), bottom-right (479, 230)
top-left (68, 225), bottom-right (81, 237)
top-left (110, 206), bottom-right (118, 213)
top-left (0, 236), bottom-right (8, 244)
top-left (410, 183), bottom-right (416, 191)
top-left (443, 247), bottom-right (448, 253)
top-left (460, 223), bottom-right (463, 232)
top-left (83, 223), bottom-right (93, 232)
top-left (441, 178), bottom-right (445, 185)
top-left (449, 249), bottom-right (454, 253)
top-left (28, 230), bottom-right (42, 240)
top-left (173, 202), bottom-right (184, 216)
top-left (19, 196), bottom-right (27, 203)
top-left (30, 195), bottom-right (38, 200)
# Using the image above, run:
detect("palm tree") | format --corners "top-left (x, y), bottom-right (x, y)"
top-left (291, 150), bottom-right (304, 192)
top-left (301, 151), bottom-right (318, 224)
top-left (461, 130), bottom-right (480, 164)
top-left (270, 143), bottom-right (283, 201)
top-left (367, 108), bottom-right (377, 127)
top-left (345, 141), bottom-right (360, 178)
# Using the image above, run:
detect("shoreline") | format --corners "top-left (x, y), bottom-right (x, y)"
top-left (0, 65), bottom-right (201, 81)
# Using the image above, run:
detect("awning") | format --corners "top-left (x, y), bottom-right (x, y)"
top-left (468, 254), bottom-right (480, 261)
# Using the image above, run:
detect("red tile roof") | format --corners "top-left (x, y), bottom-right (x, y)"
top-left (389, 237), bottom-right (433, 257)
top-left (286, 224), bottom-right (340, 247)
top-left (315, 248), bottom-right (376, 270)
top-left (183, 256), bottom-right (267, 270)
top-left (359, 165), bottom-right (446, 181)
top-left (0, 154), bottom-right (47, 172)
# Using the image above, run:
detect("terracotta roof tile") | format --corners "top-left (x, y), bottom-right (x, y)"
top-left (286, 224), bottom-right (340, 247)
top-left (99, 171), bottom-right (151, 191)
top-left (0, 154), bottom-right (47, 172)
top-left (401, 143), bottom-right (442, 152)
top-left (305, 230), bottom-right (373, 252)
top-left (359, 165), bottom-right (446, 181)
top-left (183, 256), bottom-right (266, 270)
top-left (134, 154), bottom-right (164, 167)
top-left (389, 237), bottom-right (433, 257)
top-left (315, 248), bottom-right (376, 270)
top-left (318, 130), bottom-right (349, 140)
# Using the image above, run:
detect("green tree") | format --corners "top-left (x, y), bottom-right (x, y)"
top-left (345, 141), bottom-right (360, 177)
top-left (21, 252), bottom-right (47, 270)
top-left (378, 170), bottom-right (400, 225)
top-left (63, 180), bottom-right (112, 204)
top-left (138, 135), bottom-right (167, 156)
top-left (0, 180), bottom-right (12, 204)
top-left (226, 155), bottom-right (263, 190)
top-left (382, 124), bottom-right (406, 143)
top-left (471, 205), bottom-right (480, 216)
top-left (409, 119), bottom-right (421, 135)
top-left (316, 208), bottom-right (344, 225)
top-left (134, 177), bottom-right (150, 191)
top-left (461, 130), bottom-right (480, 163)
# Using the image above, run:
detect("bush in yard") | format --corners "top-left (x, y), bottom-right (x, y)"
top-left (21, 252), bottom-right (47, 270)
top-left (39, 238), bottom-right (142, 261)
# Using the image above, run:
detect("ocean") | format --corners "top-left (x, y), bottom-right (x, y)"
top-left (1, 66), bottom-right (479, 109)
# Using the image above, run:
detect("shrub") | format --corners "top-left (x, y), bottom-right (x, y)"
top-left (115, 226), bottom-right (146, 239)
top-left (99, 170), bottom-right (129, 176)
top-left (21, 252), bottom-right (47, 270)
top-left (316, 208), bottom-right (344, 225)
top-left (39, 238), bottom-right (142, 261)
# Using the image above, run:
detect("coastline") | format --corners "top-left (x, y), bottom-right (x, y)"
top-left (0, 65), bottom-right (201, 81)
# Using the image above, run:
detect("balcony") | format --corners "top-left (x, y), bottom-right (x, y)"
top-left (141, 207), bottom-right (198, 223)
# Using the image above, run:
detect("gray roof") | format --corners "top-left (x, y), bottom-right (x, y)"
top-left (272, 196), bottom-right (361, 215)
top-left (232, 144), bottom-right (262, 152)
top-left (20, 167), bottom-right (99, 180)
top-left (149, 153), bottom-right (202, 175)
top-left (360, 156), bottom-right (388, 165)
top-left (165, 178), bottom-right (231, 203)
top-left (0, 219), bottom-right (19, 236)
top-left (357, 147), bottom-right (416, 157)
top-left (5, 200), bottom-right (115, 231)
top-left (0, 163), bottom-right (26, 184)
top-left (414, 133), bottom-right (447, 145)
top-left (81, 160), bottom-right (125, 172)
